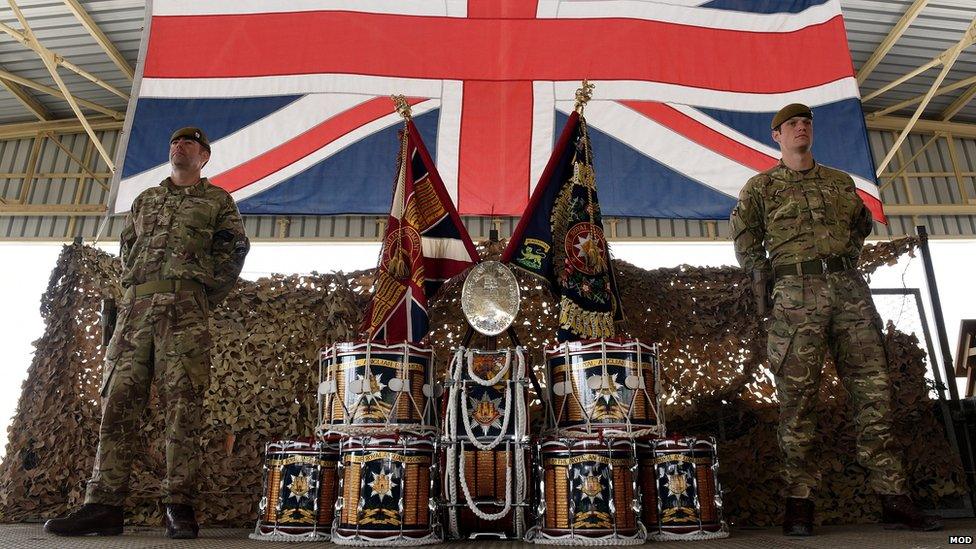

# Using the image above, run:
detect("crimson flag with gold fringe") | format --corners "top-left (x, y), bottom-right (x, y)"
top-left (361, 116), bottom-right (479, 343)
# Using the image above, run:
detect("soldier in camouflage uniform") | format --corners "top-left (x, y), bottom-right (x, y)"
top-left (730, 104), bottom-right (941, 536)
top-left (45, 127), bottom-right (249, 539)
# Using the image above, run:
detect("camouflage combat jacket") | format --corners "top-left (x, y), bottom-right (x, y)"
top-left (729, 161), bottom-right (873, 273)
top-left (120, 177), bottom-right (249, 306)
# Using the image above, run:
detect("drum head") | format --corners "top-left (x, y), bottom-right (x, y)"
top-left (461, 261), bottom-right (520, 336)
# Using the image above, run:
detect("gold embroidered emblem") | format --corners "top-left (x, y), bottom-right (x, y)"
top-left (287, 472), bottom-right (311, 501)
top-left (667, 473), bottom-right (688, 497)
top-left (368, 471), bottom-right (395, 502)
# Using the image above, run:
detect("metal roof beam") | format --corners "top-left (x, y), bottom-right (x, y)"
top-left (0, 116), bottom-right (120, 139)
top-left (867, 74), bottom-right (976, 119)
top-left (0, 76), bottom-right (50, 120)
top-left (45, 131), bottom-right (109, 191)
top-left (62, 0), bottom-right (134, 81)
top-left (940, 83), bottom-right (976, 121)
top-left (0, 17), bottom-right (128, 101)
top-left (866, 116), bottom-right (976, 139)
top-left (874, 16), bottom-right (976, 176)
top-left (861, 23), bottom-right (976, 104)
top-left (0, 68), bottom-right (123, 119)
top-left (0, 204), bottom-right (105, 215)
top-left (5, 0), bottom-right (115, 172)
top-left (857, 0), bottom-right (930, 85)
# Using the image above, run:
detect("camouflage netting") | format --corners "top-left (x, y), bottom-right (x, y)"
top-left (0, 237), bottom-right (966, 528)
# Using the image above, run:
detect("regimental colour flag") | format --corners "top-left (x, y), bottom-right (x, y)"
top-left (502, 107), bottom-right (624, 342)
top-left (111, 0), bottom-right (885, 223)
top-left (361, 116), bottom-right (479, 343)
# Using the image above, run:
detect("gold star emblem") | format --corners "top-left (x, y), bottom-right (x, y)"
top-left (667, 472), bottom-right (688, 497)
top-left (368, 470), bottom-right (395, 502)
top-left (287, 471), bottom-right (311, 502)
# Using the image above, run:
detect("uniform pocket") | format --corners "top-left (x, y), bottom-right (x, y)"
top-left (100, 302), bottom-right (136, 396)
top-left (767, 315), bottom-right (799, 377)
top-left (768, 278), bottom-right (806, 376)
top-left (167, 292), bottom-right (213, 394)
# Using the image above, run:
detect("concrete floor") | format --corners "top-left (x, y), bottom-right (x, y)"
top-left (0, 520), bottom-right (974, 549)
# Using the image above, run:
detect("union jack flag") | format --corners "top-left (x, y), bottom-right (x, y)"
top-left (110, 0), bottom-right (885, 223)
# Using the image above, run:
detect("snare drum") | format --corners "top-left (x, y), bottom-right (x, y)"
top-left (546, 339), bottom-right (661, 437)
top-left (333, 436), bottom-right (442, 546)
top-left (638, 437), bottom-right (728, 541)
top-left (442, 348), bottom-right (532, 539)
top-left (528, 438), bottom-right (644, 545)
top-left (249, 438), bottom-right (340, 541)
top-left (319, 341), bottom-right (436, 434)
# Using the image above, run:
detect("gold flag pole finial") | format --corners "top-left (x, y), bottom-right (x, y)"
top-left (574, 80), bottom-right (595, 113)
top-left (391, 94), bottom-right (412, 120)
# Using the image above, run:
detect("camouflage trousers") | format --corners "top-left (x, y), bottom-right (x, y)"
top-left (85, 289), bottom-right (212, 506)
top-left (767, 270), bottom-right (907, 499)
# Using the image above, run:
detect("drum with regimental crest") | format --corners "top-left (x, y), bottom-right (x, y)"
top-left (333, 436), bottom-right (442, 546)
top-left (441, 347), bottom-right (531, 539)
top-left (249, 438), bottom-right (340, 542)
top-left (318, 341), bottom-right (437, 435)
top-left (527, 438), bottom-right (645, 545)
top-left (546, 339), bottom-right (662, 438)
top-left (637, 437), bottom-right (729, 541)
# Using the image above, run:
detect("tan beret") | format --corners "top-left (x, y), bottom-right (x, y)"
top-left (771, 103), bottom-right (813, 130)
top-left (170, 126), bottom-right (210, 152)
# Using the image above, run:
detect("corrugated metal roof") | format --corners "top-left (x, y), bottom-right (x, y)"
top-left (0, 0), bottom-right (141, 124)
top-left (843, 0), bottom-right (976, 123)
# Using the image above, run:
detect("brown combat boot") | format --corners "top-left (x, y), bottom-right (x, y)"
top-left (783, 497), bottom-right (814, 536)
top-left (881, 494), bottom-right (942, 531)
top-left (164, 503), bottom-right (199, 539)
top-left (44, 503), bottom-right (123, 536)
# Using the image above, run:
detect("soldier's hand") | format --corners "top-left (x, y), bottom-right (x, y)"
top-left (751, 270), bottom-right (772, 316)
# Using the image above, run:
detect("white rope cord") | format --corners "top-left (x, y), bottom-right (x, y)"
top-left (344, 341), bottom-right (374, 423)
top-left (443, 349), bottom-right (465, 539)
top-left (648, 527), bottom-right (728, 542)
top-left (466, 348), bottom-right (512, 386)
top-left (459, 376), bottom-right (512, 451)
top-left (457, 443), bottom-right (512, 521)
top-left (513, 347), bottom-right (528, 538)
top-left (331, 530), bottom-right (443, 546)
top-left (396, 341), bottom-right (429, 423)
top-left (526, 524), bottom-right (647, 546)
top-left (548, 426), bottom-right (664, 440)
top-left (248, 531), bottom-right (329, 542)
top-left (323, 424), bottom-right (438, 437)
top-left (454, 347), bottom-right (517, 519)
top-left (445, 347), bottom-right (531, 536)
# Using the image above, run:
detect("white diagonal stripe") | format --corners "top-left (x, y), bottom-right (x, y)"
top-left (551, 0), bottom-right (839, 32)
top-left (421, 236), bottom-right (473, 263)
top-left (233, 100), bottom-right (440, 203)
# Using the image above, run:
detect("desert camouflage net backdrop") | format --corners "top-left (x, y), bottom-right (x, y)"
top-left (0, 237), bottom-right (965, 528)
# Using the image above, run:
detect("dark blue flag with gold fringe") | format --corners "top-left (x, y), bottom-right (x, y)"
top-left (501, 82), bottom-right (623, 342)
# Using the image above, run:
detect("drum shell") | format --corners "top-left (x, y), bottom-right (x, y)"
top-left (321, 341), bottom-right (433, 428)
top-left (440, 349), bottom-right (532, 539)
top-left (637, 438), bottom-right (723, 536)
top-left (442, 441), bottom-right (533, 539)
top-left (255, 439), bottom-right (340, 537)
top-left (546, 339), bottom-right (659, 433)
top-left (442, 350), bottom-right (526, 440)
top-left (336, 437), bottom-right (434, 539)
top-left (538, 438), bottom-right (638, 536)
